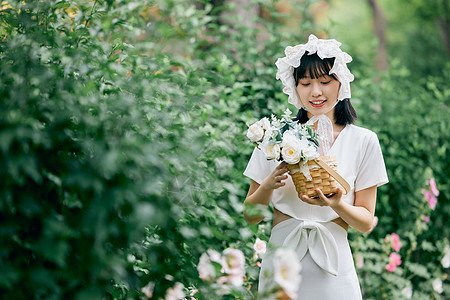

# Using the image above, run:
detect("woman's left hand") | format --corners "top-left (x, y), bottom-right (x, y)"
top-left (300, 188), bottom-right (343, 208)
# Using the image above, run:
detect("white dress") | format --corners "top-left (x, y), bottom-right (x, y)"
top-left (243, 124), bottom-right (389, 300)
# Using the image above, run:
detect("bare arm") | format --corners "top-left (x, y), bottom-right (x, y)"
top-left (243, 163), bottom-right (289, 224)
top-left (300, 185), bottom-right (378, 233)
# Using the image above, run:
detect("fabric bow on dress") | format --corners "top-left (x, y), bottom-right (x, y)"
top-left (282, 219), bottom-right (339, 276)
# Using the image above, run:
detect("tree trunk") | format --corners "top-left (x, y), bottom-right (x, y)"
top-left (437, 18), bottom-right (450, 57)
top-left (367, 0), bottom-right (389, 71)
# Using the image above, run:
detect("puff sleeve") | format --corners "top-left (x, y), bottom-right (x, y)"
top-left (243, 147), bottom-right (277, 184)
top-left (354, 132), bottom-right (389, 192)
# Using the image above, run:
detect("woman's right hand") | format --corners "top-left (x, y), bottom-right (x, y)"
top-left (261, 162), bottom-right (289, 190)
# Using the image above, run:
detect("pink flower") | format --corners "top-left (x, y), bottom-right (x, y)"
top-left (385, 252), bottom-right (402, 272)
top-left (389, 252), bottom-right (402, 266)
top-left (253, 238), bottom-right (267, 259)
top-left (385, 262), bottom-right (396, 272)
top-left (390, 233), bottom-right (402, 252)
top-left (256, 261), bottom-right (262, 267)
top-left (429, 178), bottom-right (439, 197)
top-left (422, 190), bottom-right (437, 210)
top-left (423, 215), bottom-right (430, 223)
top-left (190, 289), bottom-right (198, 300)
top-left (428, 195), bottom-right (437, 210)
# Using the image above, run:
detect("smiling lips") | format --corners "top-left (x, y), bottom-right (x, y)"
top-left (310, 100), bottom-right (327, 107)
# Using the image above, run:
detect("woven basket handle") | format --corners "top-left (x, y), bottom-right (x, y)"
top-left (313, 158), bottom-right (351, 195)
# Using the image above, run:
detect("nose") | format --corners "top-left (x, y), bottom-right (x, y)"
top-left (311, 82), bottom-right (323, 97)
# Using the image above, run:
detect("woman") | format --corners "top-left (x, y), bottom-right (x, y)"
top-left (243, 35), bottom-right (389, 299)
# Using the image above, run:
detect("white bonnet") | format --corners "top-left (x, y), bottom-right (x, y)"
top-left (275, 34), bottom-right (355, 109)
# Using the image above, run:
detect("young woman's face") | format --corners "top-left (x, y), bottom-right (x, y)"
top-left (296, 73), bottom-right (340, 119)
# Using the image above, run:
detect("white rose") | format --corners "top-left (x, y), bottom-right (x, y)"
top-left (247, 123), bottom-right (264, 142)
top-left (302, 143), bottom-right (319, 161)
top-left (281, 133), bottom-right (301, 164)
top-left (273, 248), bottom-right (302, 299)
top-left (262, 142), bottom-right (281, 160)
top-left (259, 117), bottom-right (271, 130)
top-left (262, 127), bottom-right (279, 143)
top-left (432, 278), bottom-right (443, 294)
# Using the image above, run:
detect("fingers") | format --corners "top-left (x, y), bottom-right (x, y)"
top-left (275, 181), bottom-right (286, 188)
top-left (300, 194), bottom-right (324, 206)
top-left (274, 165), bottom-right (288, 177)
top-left (336, 187), bottom-right (343, 197)
top-left (300, 187), bottom-right (343, 207)
top-left (275, 163), bottom-right (288, 171)
top-left (275, 174), bottom-right (288, 181)
top-left (316, 188), bottom-right (327, 201)
top-left (300, 189), bottom-right (329, 206)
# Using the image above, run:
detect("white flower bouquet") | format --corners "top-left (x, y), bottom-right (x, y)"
top-left (246, 109), bottom-right (349, 197)
top-left (246, 109), bottom-right (320, 166)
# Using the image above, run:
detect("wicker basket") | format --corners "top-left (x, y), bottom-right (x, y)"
top-left (286, 155), bottom-right (350, 198)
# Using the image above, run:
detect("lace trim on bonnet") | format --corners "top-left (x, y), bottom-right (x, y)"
top-left (275, 34), bottom-right (355, 109)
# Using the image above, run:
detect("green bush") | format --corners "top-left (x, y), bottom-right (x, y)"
top-left (0, 1), bottom-right (212, 298)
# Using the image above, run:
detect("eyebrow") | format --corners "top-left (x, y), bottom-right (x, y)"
top-left (301, 74), bottom-right (331, 79)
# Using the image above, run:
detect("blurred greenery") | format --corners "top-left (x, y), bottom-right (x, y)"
top-left (0, 0), bottom-right (448, 299)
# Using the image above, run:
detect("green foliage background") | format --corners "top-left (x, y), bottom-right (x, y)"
top-left (0, 0), bottom-right (448, 299)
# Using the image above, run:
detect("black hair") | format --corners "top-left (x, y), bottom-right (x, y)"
top-left (292, 52), bottom-right (357, 126)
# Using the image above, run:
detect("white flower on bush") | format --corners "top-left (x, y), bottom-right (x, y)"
top-left (165, 282), bottom-right (185, 300)
top-left (273, 248), bottom-right (302, 299)
top-left (261, 142), bottom-right (281, 160)
top-left (401, 283), bottom-right (413, 299)
top-left (281, 132), bottom-right (302, 164)
top-left (197, 252), bottom-right (216, 281)
top-left (197, 248), bottom-right (245, 289)
top-left (441, 245), bottom-right (450, 268)
top-left (207, 249), bottom-right (222, 263)
top-left (253, 238), bottom-right (267, 259)
top-left (247, 122), bottom-right (264, 142)
top-left (221, 248), bottom-right (245, 277)
top-left (432, 278), bottom-right (443, 294)
top-left (215, 248), bottom-right (245, 288)
top-left (141, 281), bottom-right (155, 298)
